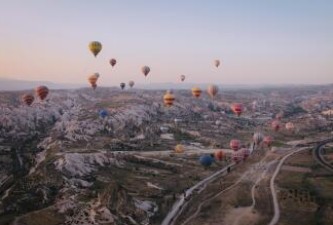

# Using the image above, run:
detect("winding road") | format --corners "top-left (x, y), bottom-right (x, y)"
top-left (312, 140), bottom-right (333, 172)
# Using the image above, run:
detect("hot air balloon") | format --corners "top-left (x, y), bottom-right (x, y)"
top-left (191, 87), bottom-right (202, 98)
top-left (207, 85), bottom-right (218, 98)
top-left (128, 80), bottom-right (135, 88)
top-left (163, 91), bottom-right (175, 107)
top-left (232, 151), bottom-right (243, 164)
top-left (214, 150), bottom-right (224, 161)
top-left (180, 75), bottom-right (185, 82)
top-left (214, 59), bottom-right (220, 68)
top-left (22, 94), bottom-right (34, 106)
top-left (271, 120), bottom-right (281, 131)
top-left (88, 73), bottom-right (99, 90)
top-left (142, 66), bottom-right (150, 77)
top-left (231, 103), bottom-right (243, 117)
top-left (285, 122), bottom-right (295, 131)
top-left (120, 82), bottom-right (126, 90)
top-left (35, 86), bottom-right (49, 100)
top-left (109, 58), bottom-right (117, 67)
top-left (175, 144), bottom-right (185, 153)
top-left (230, 139), bottom-right (241, 151)
top-left (253, 132), bottom-right (264, 145)
top-left (241, 148), bottom-right (250, 159)
top-left (88, 41), bottom-right (102, 57)
top-left (99, 109), bottom-right (108, 118)
top-left (200, 155), bottom-right (214, 167)
top-left (263, 136), bottom-right (273, 147)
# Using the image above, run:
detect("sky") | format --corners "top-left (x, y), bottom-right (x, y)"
top-left (0, 0), bottom-right (332, 86)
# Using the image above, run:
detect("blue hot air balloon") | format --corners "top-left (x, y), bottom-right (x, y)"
top-left (99, 109), bottom-right (108, 118)
top-left (199, 154), bottom-right (214, 167)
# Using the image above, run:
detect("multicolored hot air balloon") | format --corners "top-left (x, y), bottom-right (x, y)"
top-left (207, 85), bottom-right (218, 98)
top-left (271, 120), bottom-right (281, 131)
top-left (263, 136), bottom-right (273, 147)
top-left (109, 58), bottom-right (117, 67)
top-left (253, 132), bottom-right (264, 145)
top-left (163, 91), bottom-right (175, 107)
top-left (191, 87), bottom-right (202, 98)
top-left (88, 73), bottom-right (99, 90)
top-left (128, 80), bottom-right (135, 88)
top-left (230, 139), bottom-right (241, 151)
top-left (200, 154), bottom-right (214, 167)
top-left (214, 150), bottom-right (224, 161)
top-left (214, 59), bottom-right (220, 68)
top-left (89, 41), bottom-right (102, 57)
top-left (174, 144), bottom-right (185, 153)
top-left (22, 94), bottom-right (34, 106)
top-left (35, 86), bottom-right (49, 100)
top-left (231, 103), bottom-right (243, 117)
top-left (142, 66), bottom-right (150, 77)
top-left (180, 75), bottom-right (186, 82)
top-left (99, 109), bottom-right (108, 118)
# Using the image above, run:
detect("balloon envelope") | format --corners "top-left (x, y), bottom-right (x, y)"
top-left (200, 155), bottom-right (214, 167)
top-left (89, 41), bottom-right (102, 57)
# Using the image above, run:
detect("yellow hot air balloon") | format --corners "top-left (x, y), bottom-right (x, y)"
top-left (207, 85), bottom-right (218, 98)
top-left (214, 59), bottom-right (220, 68)
top-left (88, 41), bottom-right (102, 57)
top-left (174, 144), bottom-right (185, 153)
top-left (191, 87), bottom-right (202, 98)
top-left (163, 91), bottom-right (175, 107)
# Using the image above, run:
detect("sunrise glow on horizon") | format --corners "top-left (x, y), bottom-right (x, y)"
top-left (0, 0), bottom-right (332, 86)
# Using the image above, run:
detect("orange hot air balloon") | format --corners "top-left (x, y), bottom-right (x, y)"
top-left (141, 66), bottom-right (150, 77)
top-left (88, 41), bottom-right (102, 57)
top-left (230, 139), bottom-right (240, 151)
top-left (214, 59), bottom-right (220, 68)
top-left (272, 120), bottom-right (281, 131)
top-left (285, 122), bottom-right (295, 131)
top-left (22, 94), bottom-right (34, 106)
top-left (231, 103), bottom-right (243, 116)
top-left (128, 80), bottom-right (135, 88)
top-left (35, 86), bottom-right (49, 100)
top-left (263, 136), bottom-right (273, 147)
top-left (163, 91), bottom-right (175, 107)
top-left (174, 144), bottom-right (185, 153)
top-left (180, 75), bottom-right (185, 82)
top-left (88, 73), bottom-right (99, 90)
top-left (214, 150), bottom-right (224, 161)
top-left (191, 87), bottom-right (202, 98)
top-left (207, 85), bottom-right (218, 98)
top-left (109, 58), bottom-right (117, 67)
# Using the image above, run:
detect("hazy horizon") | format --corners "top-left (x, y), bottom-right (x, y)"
top-left (1, 0), bottom-right (332, 86)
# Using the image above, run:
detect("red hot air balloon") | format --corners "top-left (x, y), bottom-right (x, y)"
top-left (271, 120), bottom-right (281, 131)
top-left (230, 139), bottom-right (241, 151)
top-left (109, 58), bottom-right (117, 67)
top-left (35, 86), bottom-right (49, 100)
top-left (263, 136), bottom-right (273, 147)
top-left (231, 103), bottom-right (243, 117)
top-left (214, 150), bottom-right (224, 161)
top-left (22, 94), bottom-right (34, 106)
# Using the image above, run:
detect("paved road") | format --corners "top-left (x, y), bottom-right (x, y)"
top-left (161, 162), bottom-right (235, 225)
top-left (312, 140), bottom-right (333, 172)
top-left (268, 147), bottom-right (309, 225)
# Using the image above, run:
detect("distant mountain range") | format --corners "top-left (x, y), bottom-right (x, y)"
top-left (0, 77), bottom-right (331, 91)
